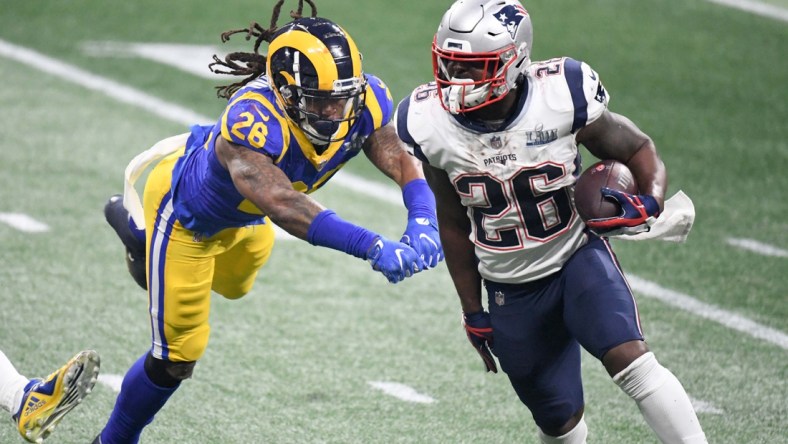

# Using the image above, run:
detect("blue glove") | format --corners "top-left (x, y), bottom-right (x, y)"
top-left (401, 217), bottom-right (443, 269)
top-left (401, 179), bottom-right (443, 269)
top-left (462, 311), bottom-right (497, 373)
top-left (366, 237), bottom-right (422, 284)
top-left (585, 188), bottom-right (661, 236)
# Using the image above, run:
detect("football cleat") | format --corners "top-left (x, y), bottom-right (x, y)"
top-left (104, 194), bottom-right (147, 290)
top-left (13, 350), bottom-right (101, 443)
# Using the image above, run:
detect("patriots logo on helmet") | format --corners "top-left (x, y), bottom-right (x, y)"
top-left (494, 4), bottom-right (529, 40)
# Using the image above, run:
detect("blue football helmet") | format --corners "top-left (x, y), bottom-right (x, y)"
top-left (267, 17), bottom-right (367, 144)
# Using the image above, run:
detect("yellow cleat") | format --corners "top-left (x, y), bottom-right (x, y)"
top-left (13, 350), bottom-right (101, 443)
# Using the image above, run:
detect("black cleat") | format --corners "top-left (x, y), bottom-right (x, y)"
top-left (104, 194), bottom-right (147, 290)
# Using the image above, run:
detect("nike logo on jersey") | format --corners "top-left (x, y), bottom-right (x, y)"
top-left (252, 106), bottom-right (270, 122)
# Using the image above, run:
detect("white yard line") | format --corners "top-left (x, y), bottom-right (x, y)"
top-left (80, 41), bottom-right (225, 80)
top-left (368, 381), bottom-right (436, 403)
top-left (0, 40), bottom-right (209, 127)
top-left (0, 213), bottom-right (50, 232)
top-left (97, 373), bottom-right (124, 393)
top-left (0, 39), bottom-right (298, 241)
top-left (726, 237), bottom-right (788, 258)
top-left (1, 38), bottom-right (785, 352)
top-left (690, 397), bottom-right (725, 415)
top-left (705, 0), bottom-right (788, 22)
top-left (627, 275), bottom-right (788, 350)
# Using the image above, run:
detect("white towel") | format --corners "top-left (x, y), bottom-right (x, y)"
top-left (618, 190), bottom-right (696, 242)
top-left (123, 133), bottom-right (190, 229)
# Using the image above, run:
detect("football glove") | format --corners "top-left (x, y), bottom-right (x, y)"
top-left (366, 237), bottom-right (422, 284)
top-left (401, 217), bottom-right (443, 269)
top-left (462, 311), bottom-right (497, 373)
top-left (585, 188), bottom-right (661, 236)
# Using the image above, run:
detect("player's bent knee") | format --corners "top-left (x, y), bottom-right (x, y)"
top-left (212, 274), bottom-right (257, 299)
top-left (538, 411), bottom-right (588, 444)
top-left (612, 351), bottom-right (663, 400)
top-left (212, 284), bottom-right (252, 299)
top-left (602, 339), bottom-right (649, 377)
top-left (144, 352), bottom-right (197, 388)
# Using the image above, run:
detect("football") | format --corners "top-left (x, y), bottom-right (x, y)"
top-left (573, 159), bottom-right (638, 222)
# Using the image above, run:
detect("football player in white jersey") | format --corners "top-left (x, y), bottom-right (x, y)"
top-left (395, 1), bottom-right (707, 443)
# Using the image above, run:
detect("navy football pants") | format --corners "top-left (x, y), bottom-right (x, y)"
top-left (485, 235), bottom-right (643, 430)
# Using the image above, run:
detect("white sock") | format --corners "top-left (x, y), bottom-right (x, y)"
top-left (537, 415), bottom-right (588, 444)
top-left (0, 351), bottom-right (30, 414)
top-left (614, 352), bottom-right (707, 443)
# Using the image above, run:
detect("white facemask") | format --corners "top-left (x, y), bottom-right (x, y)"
top-left (443, 77), bottom-right (491, 114)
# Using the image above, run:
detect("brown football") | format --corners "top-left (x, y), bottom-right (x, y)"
top-left (574, 159), bottom-right (638, 222)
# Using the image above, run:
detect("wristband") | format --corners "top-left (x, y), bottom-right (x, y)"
top-left (402, 179), bottom-right (437, 221)
top-left (306, 210), bottom-right (379, 259)
top-left (463, 311), bottom-right (487, 323)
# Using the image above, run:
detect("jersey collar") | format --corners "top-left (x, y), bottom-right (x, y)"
top-left (451, 77), bottom-right (530, 133)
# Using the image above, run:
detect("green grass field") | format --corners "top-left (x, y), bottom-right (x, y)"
top-left (0, 0), bottom-right (786, 443)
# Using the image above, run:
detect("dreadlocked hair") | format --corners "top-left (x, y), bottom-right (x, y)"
top-left (209, 0), bottom-right (318, 100)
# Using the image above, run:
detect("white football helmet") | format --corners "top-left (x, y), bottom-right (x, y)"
top-left (432, 0), bottom-right (533, 114)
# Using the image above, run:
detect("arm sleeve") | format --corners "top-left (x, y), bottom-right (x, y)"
top-left (307, 210), bottom-right (380, 260)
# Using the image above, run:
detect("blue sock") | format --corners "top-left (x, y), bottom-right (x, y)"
top-left (127, 216), bottom-right (146, 243)
top-left (99, 353), bottom-right (179, 444)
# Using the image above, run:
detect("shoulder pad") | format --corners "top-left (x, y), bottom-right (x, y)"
top-left (220, 93), bottom-right (289, 159)
top-left (562, 58), bottom-right (608, 106)
top-left (563, 58), bottom-right (609, 128)
top-left (394, 82), bottom-right (440, 163)
top-left (363, 74), bottom-right (394, 129)
top-left (530, 57), bottom-right (609, 132)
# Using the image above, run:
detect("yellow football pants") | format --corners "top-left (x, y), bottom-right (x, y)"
top-left (142, 147), bottom-right (275, 362)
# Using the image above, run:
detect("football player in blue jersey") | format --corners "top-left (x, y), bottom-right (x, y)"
top-left (94, 1), bottom-right (442, 442)
top-left (0, 349), bottom-right (99, 443)
top-left (396, 0), bottom-right (706, 443)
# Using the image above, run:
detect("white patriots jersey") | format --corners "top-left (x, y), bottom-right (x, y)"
top-left (396, 57), bottom-right (609, 283)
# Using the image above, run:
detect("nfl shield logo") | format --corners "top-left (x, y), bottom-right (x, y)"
top-left (495, 290), bottom-right (505, 306)
top-left (490, 136), bottom-right (502, 149)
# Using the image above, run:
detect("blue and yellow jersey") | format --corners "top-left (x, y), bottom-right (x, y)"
top-left (170, 73), bottom-right (393, 236)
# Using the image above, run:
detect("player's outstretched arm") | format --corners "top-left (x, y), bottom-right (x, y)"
top-left (215, 136), bottom-right (420, 283)
top-left (217, 135), bottom-right (323, 239)
top-left (364, 123), bottom-right (443, 268)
